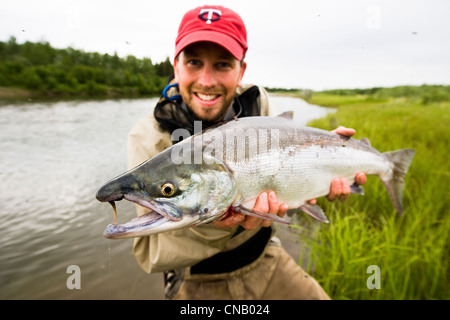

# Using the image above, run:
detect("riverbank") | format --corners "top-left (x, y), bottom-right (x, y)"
top-left (0, 86), bottom-right (163, 102)
top-left (292, 90), bottom-right (449, 299)
top-left (0, 86), bottom-right (36, 99)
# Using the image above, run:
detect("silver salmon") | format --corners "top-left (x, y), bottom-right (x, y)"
top-left (96, 114), bottom-right (415, 239)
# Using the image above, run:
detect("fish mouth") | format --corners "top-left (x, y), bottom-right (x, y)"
top-left (100, 191), bottom-right (190, 239)
top-left (122, 193), bottom-right (183, 222)
top-left (103, 210), bottom-right (168, 239)
top-left (97, 186), bottom-right (184, 223)
top-left (103, 205), bottom-right (199, 239)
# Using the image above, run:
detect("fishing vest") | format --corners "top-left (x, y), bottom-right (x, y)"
top-left (154, 76), bottom-right (263, 137)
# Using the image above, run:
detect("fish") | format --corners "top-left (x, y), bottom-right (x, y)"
top-left (96, 114), bottom-right (415, 239)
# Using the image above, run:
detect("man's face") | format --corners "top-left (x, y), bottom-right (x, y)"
top-left (174, 42), bottom-right (247, 123)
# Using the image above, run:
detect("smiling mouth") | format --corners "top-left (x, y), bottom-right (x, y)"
top-left (195, 92), bottom-right (221, 101)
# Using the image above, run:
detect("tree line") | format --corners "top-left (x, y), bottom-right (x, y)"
top-left (0, 36), bottom-right (173, 97)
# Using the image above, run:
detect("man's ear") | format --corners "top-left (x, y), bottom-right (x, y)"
top-left (173, 57), bottom-right (179, 82)
top-left (237, 61), bottom-right (247, 87)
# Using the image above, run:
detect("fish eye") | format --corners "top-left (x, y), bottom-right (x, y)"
top-left (161, 183), bottom-right (175, 197)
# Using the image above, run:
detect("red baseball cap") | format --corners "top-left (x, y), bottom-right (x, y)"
top-left (175, 5), bottom-right (248, 60)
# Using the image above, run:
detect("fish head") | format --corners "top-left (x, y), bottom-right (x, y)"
top-left (96, 149), bottom-right (237, 238)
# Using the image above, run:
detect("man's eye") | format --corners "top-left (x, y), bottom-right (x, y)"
top-left (217, 62), bottom-right (231, 69)
top-left (187, 59), bottom-right (201, 66)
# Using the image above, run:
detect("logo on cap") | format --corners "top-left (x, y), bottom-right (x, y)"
top-left (198, 8), bottom-right (222, 24)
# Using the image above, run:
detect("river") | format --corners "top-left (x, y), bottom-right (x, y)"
top-left (0, 95), bottom-right (335, 299)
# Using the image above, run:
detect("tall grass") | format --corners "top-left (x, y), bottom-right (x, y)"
top-left (295, 94), bottom-right (449, 299)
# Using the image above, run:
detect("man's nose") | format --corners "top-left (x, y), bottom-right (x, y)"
top-left (197, 64), bottom-right (217, 87)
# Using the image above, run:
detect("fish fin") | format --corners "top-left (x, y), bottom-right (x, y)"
top-left (299, 203), bottom-right (329, 223)
top-left (277, 111), bottom-right (294, 119)
top-left (360, 138), bottom-right (371, 146)
top-left (350, 183), bottom-right (365, 195)
top-left (382, 149), bottom-right (416, 214)
top-left (236, 206), bottom-right (292, 225)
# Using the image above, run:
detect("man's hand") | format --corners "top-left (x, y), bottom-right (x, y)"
top-left (213, 191), bottom-right (288, 230)
top-left (325, 126), bottom-right (367, 202)
top-left (332, 125), bottom-right (356, 137)
top-left (326, 172), bottom-right (367, 202)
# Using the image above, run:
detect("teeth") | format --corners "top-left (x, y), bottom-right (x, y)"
top-left (197, 93), bottom-right (218, 101)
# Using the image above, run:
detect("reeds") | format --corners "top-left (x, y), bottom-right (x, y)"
top-left (296, 92), bottom-right (449, 299)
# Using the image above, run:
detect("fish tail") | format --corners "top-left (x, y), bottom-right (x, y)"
top-left (382, 149), bottom-right (416, 214)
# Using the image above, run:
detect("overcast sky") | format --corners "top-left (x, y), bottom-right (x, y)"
top-left (1, 0), bottom-right (449, 90)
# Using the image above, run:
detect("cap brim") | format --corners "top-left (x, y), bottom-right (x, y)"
top-left (175, 30), bottom-right (244, 60)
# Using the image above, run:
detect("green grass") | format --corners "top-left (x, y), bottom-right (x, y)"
top-left (308, 93), bottom-right (377, 107)
top-left (293, 92), bottom-right (449, 300)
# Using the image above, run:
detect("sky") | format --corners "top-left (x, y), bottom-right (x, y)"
top-left (1, 0), bottom-right (449, 90)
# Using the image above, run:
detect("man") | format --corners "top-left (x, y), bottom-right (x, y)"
top-left (127, 5), bottom-right (366, 299)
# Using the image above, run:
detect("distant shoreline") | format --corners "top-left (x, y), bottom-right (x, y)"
top-left (0, 86), bottom-right (159, 101)
top-left (0, 86), bottom-right (35, 99)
